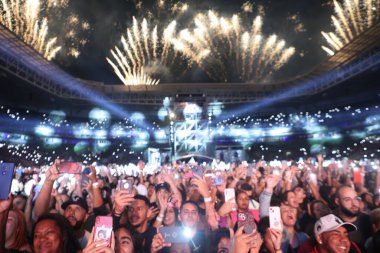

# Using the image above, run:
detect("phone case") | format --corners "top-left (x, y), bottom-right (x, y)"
top-left (117, 179), bottom-right (133, 193)
top-left (192, 167), bottom-right (203, 178)
top-left (0, 163), bottom-right (15, 200)
top-left (269, 206), bottom-right (282, 230)
top-left (211, 175), bottom-right (223, 186)
top-left (94, 216), bottom-right (113, 246)
top-left (224, 188), bottom-right (236, 203)
top-left (159, 226), bottom-right (190, 243)
top-left (59, 162), bottom-right (82, 174)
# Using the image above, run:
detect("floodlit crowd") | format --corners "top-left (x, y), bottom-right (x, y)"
top-left (1, 155), bottom-right (380, 253)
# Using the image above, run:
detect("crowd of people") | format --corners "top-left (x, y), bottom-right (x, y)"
top-left (1, 155), bottom-right (380, 253)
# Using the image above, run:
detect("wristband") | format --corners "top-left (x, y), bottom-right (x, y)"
top-left (156, 216), bottom-right (163, 222)
top-left (92, 182), bottom-right (99, 188)
top-left (204, 196), bottom-right (212, 203)
top-left (158, 213), bottom-right (165, 218)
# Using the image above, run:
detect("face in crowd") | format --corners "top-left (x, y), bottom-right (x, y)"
top-left (335, 186), bottom-right (361, 217)
top-left (179, 202), bottom-right (199, 228)
top-left (236, 191), bottom-right (250, 211)
top-left (316, 226), bottom-right (350, 253)
top-left (63, 204), bottom-right (88, 230)
top-left (128, 199), bottom-right (149, 228)
top-left (33, 219), bottom-right (63, 253)
top-left (280, 204), bottom-right (297, 227)
top-left (164, 207), bottom-right (177, 227)
top-left (115, 227), bottom-right (134, 253)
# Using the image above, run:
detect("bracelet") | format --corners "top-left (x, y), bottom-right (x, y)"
top-left (156, 216), bottom-right (163, 222)
top-left (204, 196), bottom-right (212, 203)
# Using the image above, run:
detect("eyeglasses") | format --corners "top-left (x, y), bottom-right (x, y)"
top-left (342, 197), bottom-right (361, 204)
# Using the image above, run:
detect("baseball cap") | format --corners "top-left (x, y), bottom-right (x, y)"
top-left (61, 196), bottom-right (89, 212)
top-left (314, 214), bottom-right (357, 236)
top-left (155, 182), bottom-right (171, 192)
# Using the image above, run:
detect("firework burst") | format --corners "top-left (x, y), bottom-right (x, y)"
top-left (321, 0), bottom-right (380, 56)
top-left (107, 17), bottom-right (186, 85)
top-left (0, 0), bottom-right (61, 60)
top-left (171, 10), bottom-right (295, 82)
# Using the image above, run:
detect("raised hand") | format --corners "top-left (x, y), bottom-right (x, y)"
top-left (45, 159), bottom-right (62, 182)
top-left (113, 191), bottom-right (134, 215)
top-left (151, 229), bottom-right (171, 253)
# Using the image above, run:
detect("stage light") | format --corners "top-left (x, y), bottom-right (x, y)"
top-left (35, 125), bottom-right (54, 136)
top-left (154, 130), bottom-right (168, 144)
top-left (89, 108), bottom-right (111, 124)
top-left (49, 110), bottom-right (66, 124)
top-left (157, 107), bottom-right (170, 121)
top-left (73, 124), bottom-right (92, 139)
top-left (43, 137), bottom-right (62, 149)
top-left (94, 129), bottom-right (108, 139)
top-left (131, 112), bottom-right (146, 123)
top-left (268, 127), bottom-right (291, 137)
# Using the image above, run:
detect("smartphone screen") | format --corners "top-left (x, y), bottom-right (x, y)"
top-left (269, 206), bottom-right (282, 230)
top-left (192, 166), bottom-right (203, 178)
top-left (211, 175), bottom-right (223, 186)
top-left (117, 178), bottom-right (134, 193)
top-left (0, 163), bottom-right (15, 200)
top-left (59, 162), bottom-right (82, 174)
top-left (94, 216), bottom-right (113, 247)
top-left (159, 226), bottom-right (193, 243)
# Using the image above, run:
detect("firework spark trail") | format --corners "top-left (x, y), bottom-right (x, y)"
top-left (322, 0), bottom-right (379, 55)
top-left (172, 11), bottom-right (294, 82)
top-left (0, 0), bottom-right (61, 60)
top-left (334, 0), bottom-right (354, 39)
top-left (133, 17), bottom-right (145, 66)
top-left (367, 0), bottom-right (373, 27)
top-left (345, 0), bottom-right (359, 33)
top-left (108, 17), bottom-right (184, 85)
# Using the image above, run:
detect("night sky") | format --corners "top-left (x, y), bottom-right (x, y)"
top-left (51, 0), bottom-right (333, 84)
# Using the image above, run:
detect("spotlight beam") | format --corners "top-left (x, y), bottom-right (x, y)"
top-left (218, 52), bottom-right (380, 122)
top-left (0, 24), bottom-right (152, 129)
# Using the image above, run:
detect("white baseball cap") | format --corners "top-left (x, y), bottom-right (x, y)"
top-left (314, 214), bottom-right (357, 236)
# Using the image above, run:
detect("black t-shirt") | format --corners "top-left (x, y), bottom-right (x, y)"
top-left (333, 210), bottom-right (372, 251)
top-left (133, 225), bottom-right (157, 253)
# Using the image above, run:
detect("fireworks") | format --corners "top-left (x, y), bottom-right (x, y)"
top-left (321, 0), bottom-right (380, 55)
top-left (171, 11), bottom-right (295, 82)
top-left (107, 17), bottom-right (185, 86)
top-left (0, 0), bottom-right (61, 60)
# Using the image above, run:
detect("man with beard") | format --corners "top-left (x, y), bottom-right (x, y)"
top-left (299, 214), bottom-right (360, 253)
top-left (333, 186), bottom-right (372, 251)
top-left (114, 193), bottom-right (156, 253)
top-left (61, 196), bottom-right (90, 248)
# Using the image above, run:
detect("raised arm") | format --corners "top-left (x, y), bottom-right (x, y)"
top-left (259, 174), bottom-right (280, 218)
top-left (34, 159), bottom-right (61, 218)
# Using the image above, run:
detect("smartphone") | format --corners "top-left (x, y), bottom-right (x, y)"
top-left (81, 167), bottom-right (91, 186)
top-left (0, 163), bottom-right (15, 200)
top-left (192, 166), bottom-right (203, 178)
top-left (117, 178), bottom-right (134, 193)
top-left (353, 167), bottom-right (362, 184)
top-left (59, 162), bottom-right (82, 174)
top-left (224, 188), bottom-right (236, 203)
top-left (94, 216), bottom-right (113, 247)
top-left (211, 175), bottom-right (223, 186)
top-left (269, 206), bottom-right (282, 230)
top-left (159, 226), bottom-right (192, 243)
top-left (237, 211), bottom-right (256, 234)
